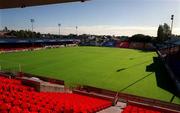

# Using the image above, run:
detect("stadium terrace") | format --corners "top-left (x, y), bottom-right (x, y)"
top-left (0, 0), bottom-right (180, 113)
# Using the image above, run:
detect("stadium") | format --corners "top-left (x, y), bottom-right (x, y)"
top-left (0, 0), bottom-right (180, 113)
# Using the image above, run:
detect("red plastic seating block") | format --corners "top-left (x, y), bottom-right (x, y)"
top-left (0, 110), bottom-right (8, 113)
top-left (0, 103), bottom-right (11, 110)
top-left (9, 106), bottom-right (22, 113)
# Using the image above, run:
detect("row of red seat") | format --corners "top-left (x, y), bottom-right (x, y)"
top-left (0, 76), bottom-right (112, 113)
top-left (0, 77), bottom-right (22, 85)
top-left (0, 76), bottom-right (34, 92)
top-left (116, 42), bottom-right (154, 50)
top-left (0, 47), bottom-right (28, 51)
top-left (122, 105), bottom-right (161, 113)
top-left (116, 41), bottom-right (130, 48)
top-left (0, 46), bottom-right (42, 52)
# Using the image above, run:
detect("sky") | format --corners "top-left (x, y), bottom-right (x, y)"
top-left (0, 0), bottom-right (180, 36)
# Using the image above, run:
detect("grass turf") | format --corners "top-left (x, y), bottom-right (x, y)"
top-left (173, 96), bottom-right (180, 104)
top-left (0, 46), bottom-right (179, 103)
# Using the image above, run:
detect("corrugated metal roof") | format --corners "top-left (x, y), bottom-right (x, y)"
top-left (0, 0), bottom-right (87, 9)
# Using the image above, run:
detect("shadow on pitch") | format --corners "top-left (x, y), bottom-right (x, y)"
top-left (116, 60), bottom-right (151, 73)
top-left (116, 68), bottom-right (127, 72)
top-left (138, 49), bottom-right (155, 53)
top-left (146, 57), bottom-right (179, 99)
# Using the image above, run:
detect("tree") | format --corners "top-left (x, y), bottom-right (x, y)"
top-left (129, 34), bottom-right (152, 42)
top-left (157, 25), bottom-right (164, 42)
top-left (157, 23), bottom-right (171, 42)
top-left (163, 23), bottom-right (171, 40)
top-left (3, 26), bottom-right (8, 32)
top-left (36, 32), bottom-right (41, 38)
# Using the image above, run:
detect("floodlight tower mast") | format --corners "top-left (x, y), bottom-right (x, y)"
top-left (30, 19), bottom-right (35, 32)
top-left (30, 19), bottom-right (35, 46)
top-left (76, 26), bottom-right (78, 36)
top-left (58, 23), bottom-right (61, 38)
top-left (170, 15), bottom-right (174, 35)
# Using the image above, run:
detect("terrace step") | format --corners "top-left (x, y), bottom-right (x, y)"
top-left (98, 102), bottom-right (126, 113)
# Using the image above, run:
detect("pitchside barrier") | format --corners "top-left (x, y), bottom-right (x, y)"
top-left (0, 72), bottom-right (12, 78)
top-left (21, 77), bottom-right (41, 92)
top-left (17, 72), bottom-right (72, 92)
top-left (74, 85), bottom-right (180, 112)
top-left (73, 86), bottom-right (180, 113)
top-left (73, 89), bottom-right (114, 102)
top-left (17, 72), bottom-right (64, 85)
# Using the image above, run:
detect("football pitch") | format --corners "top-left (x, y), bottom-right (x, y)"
top-left (0, 47), bottom-right (179, 104)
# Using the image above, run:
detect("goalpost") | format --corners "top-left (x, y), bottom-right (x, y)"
top-left (0, 61), bottom-right (22, 73)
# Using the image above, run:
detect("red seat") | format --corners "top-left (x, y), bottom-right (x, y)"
top-left (0, 77), bottom-right (112, 113)
top-left (122, 105), bottom-right (162, 113)
top-left (0, 103), bottom-right (11, 110)
top-left (9, 106), bottom-right (22, 113)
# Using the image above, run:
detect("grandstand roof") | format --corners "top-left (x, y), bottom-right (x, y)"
top-left (0, 0), bottom-right (87, 9)
top-left (165, 36), bottom-right (180, 45)
top-left (0, 37), bottom-right (80, 44)
top-left (0, 32), bottom-right (8, 37)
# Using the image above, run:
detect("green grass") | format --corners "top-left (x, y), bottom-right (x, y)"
top-left (173, 96), bottom-right (180, 104)
top-left (0, 46), bottom-right (179, 103)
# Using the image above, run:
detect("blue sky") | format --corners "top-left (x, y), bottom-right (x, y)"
top-left (0, 0), bottom-right (180, 36)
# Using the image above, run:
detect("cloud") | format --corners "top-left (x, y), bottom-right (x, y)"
top-left (78, 26), bottom-right (158, 36)
top-left (34, 25), bottom-right (180, 36)
top-left (174, 28), bottom-right (180, 34)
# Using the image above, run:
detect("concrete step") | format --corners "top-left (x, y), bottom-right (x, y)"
top-left (97, 102), bottom-right (127, 113)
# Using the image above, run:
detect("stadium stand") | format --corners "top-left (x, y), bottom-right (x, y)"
top-left (156, 42), bottom-right (180, 95)
top-left (144, 43), bottom-right (155, 50)
top-left (0, 38), bottom-right (79, 53)
top-left (122, 105), bottom-right (161, 113)
top-left (0, 75), bottom-right (112, 113)
top-left (102, 41), bottom-right (116, 47)
top-left (129, 42), bottom-right (144, 49)
top-left (74, 85), bottom-right (180, 113)
top-left (168, 56), bottom-right (180, 81)
top-left (116, 41), bottom-right (130, 48)
top-left (164, 52), bottom-right (180, 94)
